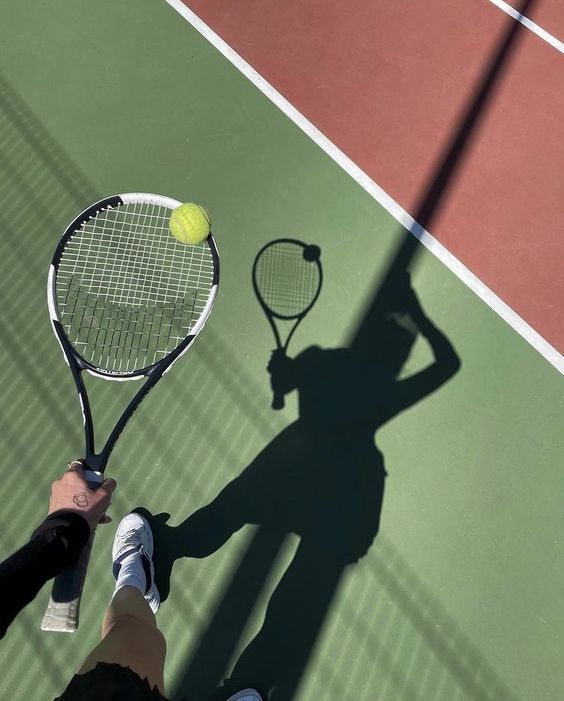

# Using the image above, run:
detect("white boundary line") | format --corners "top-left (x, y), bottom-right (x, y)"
top-left (164, 0), bottom-right (563, 374)
top-left (487, 0), bottom-right (564, 54)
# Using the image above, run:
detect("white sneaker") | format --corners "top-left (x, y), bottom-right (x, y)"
top-left (225, 691), bottom-right (264, 701)
top-left (112, 512), bottom-right (160, 613)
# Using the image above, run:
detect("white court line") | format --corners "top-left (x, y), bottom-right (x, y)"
top-left (164, 0), bottom-right (563, 374)
top-left (487, 0), bottom-right (564, 54)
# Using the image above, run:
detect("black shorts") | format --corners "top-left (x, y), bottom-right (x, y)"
top-left (54, 662), bottom-right (168, 701)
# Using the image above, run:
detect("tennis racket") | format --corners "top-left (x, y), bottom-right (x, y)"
top-left (252, 239), bottom-right (322, 410)
top-left (41, 192), bottom-right (219, 632)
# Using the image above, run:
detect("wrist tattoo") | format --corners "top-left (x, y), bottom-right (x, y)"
top-left (73, 492), bottom-right (89, 508)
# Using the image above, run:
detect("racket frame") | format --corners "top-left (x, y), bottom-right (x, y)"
top-left (41, 193), bottom-right (219, 631)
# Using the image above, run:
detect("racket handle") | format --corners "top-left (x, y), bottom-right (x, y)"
top-left (41, 530), bottom-right (95, 632)
top-left (41, 469), bottom-right (102, 633)
top-left (272, 391), bottom-right (285, 410)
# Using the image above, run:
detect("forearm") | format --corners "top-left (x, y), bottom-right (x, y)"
top-left (417, 315), bottom-right (460, 372)
top-left (0, 511), bottom-right (89, 638)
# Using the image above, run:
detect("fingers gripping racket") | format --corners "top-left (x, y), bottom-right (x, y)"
top-left (252, 239), bottom-right (322, 409)
top-left (42, 193), bottom-right (219, 632)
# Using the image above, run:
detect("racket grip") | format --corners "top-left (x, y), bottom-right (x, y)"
top-left (41, 530), bottom-right (95, 632)
top-left (41, 469), bottom-right (103, 632)
top-left (272, 391), bottom-right (285, 410)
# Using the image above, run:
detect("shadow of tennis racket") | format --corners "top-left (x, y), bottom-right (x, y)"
top-left (252, 239), bottom-right (322, 410)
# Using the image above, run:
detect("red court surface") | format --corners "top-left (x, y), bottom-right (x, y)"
top-left (183, 0), bottom-right (564, 354)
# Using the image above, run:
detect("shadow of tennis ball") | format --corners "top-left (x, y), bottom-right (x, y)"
top-left (303, 244), bottom-right (321, 261)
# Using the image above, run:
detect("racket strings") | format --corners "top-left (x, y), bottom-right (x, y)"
top-left (56, 201), bottom-right (215, 373)
top-left (255, 242), bottom-right (320, 317)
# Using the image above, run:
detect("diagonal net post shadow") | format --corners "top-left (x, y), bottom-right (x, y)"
top-left (351, 0), bottom-right (536, 354)
top-left (171, 2), bottom-right (534, 699)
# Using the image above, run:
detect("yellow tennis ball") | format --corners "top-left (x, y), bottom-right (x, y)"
top-left (169, 203), bottom-right (211, 244)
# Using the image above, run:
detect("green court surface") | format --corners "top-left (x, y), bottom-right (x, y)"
top-left (0, 2), bottom-right (562, 700)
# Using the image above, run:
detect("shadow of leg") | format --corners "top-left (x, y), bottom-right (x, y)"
top-left (173, 527), bottom-right (287, 701)
top-left (225, 541), bottom-right (344, 701)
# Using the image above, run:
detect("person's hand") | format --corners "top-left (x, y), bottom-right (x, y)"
top-left (268, 348), bottom-right (295, 396)
top-left (48, 460), bottom-right (117, 533)
top-left (267, 348), bottom-right (290, 375)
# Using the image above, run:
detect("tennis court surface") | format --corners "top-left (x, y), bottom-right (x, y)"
top-left (0, 1), bottom-right (562, 699)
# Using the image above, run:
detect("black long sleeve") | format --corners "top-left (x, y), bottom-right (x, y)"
top-left (0, 511), bottom-right (90, 638)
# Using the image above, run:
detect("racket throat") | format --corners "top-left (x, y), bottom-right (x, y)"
top-left (82, 450), bottom-right (107, 474)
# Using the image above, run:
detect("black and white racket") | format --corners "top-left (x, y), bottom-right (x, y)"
top-left (252, 239), bottom-right (322, 410)
top-left (42, 193), bottom-right (219, 632)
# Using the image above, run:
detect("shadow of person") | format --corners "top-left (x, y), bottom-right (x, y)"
top-left (138, 270), bottom-right (460, 700)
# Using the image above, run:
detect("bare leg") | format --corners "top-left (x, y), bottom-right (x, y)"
top-left (78, 586), bottom-right (166, 694)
